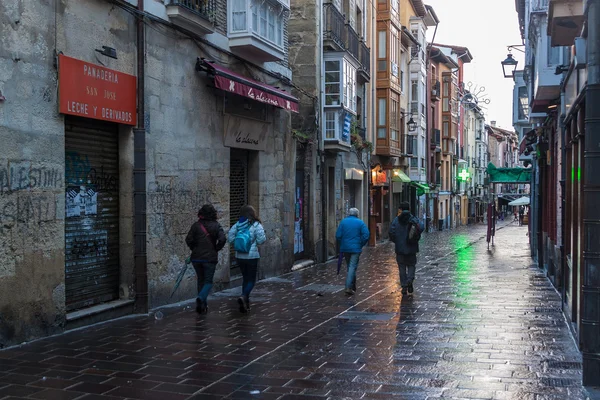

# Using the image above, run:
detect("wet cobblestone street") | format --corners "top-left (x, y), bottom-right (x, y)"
top-left (0, 221), bottom-right (593, 399)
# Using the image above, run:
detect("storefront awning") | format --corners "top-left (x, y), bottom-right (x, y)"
top-left (411, 182), bottom-right (430, 196)
top-left (391, 170), bottom-right (411, 183)
top-left (197, 59), bottom-right (299, 113)
top-left (487, 162), bottom-right (532, 183)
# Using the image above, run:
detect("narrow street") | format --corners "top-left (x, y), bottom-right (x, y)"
top-left (0, 222), bottom-right (589, 400)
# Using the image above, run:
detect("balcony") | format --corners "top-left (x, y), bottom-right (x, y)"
top-left (358, 41), bottom-right (371, 81)
top-left (324, 4), bottom-right (370, 78)
top-left (548, 0), bottom-right (584, 46)
top-left (431, 80), bottom-right (440, 102)
top-left (166, 0), bottom-right (215, 35)
top-left (324, 4), bottom-right (345, 51)
top-left (430, 128), bottom-right (440, 150)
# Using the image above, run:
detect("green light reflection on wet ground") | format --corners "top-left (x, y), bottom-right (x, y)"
top-left (450, 234), bottom-right (475, 305)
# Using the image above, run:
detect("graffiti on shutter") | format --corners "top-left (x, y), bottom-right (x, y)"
top-left (64, 117), bottom-right (120, 311)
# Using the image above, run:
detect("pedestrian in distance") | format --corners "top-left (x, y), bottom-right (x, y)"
top-left (185, 204), bottom-right (227, 314)
top-left (335, 208), bottom-right (370, 295)
top-left (228, 205), bottom-right (266, 313)
top-left (389, 202), bottom-right (424, 296)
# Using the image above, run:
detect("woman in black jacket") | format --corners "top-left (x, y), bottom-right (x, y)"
top-left (185, 204), bottom-right (226, 314)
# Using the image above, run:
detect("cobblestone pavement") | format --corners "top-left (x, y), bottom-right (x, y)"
top-left (0, 221), bottom-right (594, 400)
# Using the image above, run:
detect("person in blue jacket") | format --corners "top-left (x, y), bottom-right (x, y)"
top-left (336, 208), bottom-right (370, 295)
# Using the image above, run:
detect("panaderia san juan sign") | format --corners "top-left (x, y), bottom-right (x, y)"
top-left (58, 54), bottom-right (137, 125)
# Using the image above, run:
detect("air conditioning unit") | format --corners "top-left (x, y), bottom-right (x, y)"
top-left (431, 89), bottom-right (438, 96)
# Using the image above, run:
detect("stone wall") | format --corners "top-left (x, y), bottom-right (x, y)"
top-left (0, 0), bottom-right (137, 347)
top-left (0, 0), bottom-right (296, 346)
top-left (144, 27), bottom-right (295, 308)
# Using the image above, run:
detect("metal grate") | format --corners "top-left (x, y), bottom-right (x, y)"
top-left (65, 117), bottom-right (120, 311)
top-left (229, 150), bottom-right (248, 276)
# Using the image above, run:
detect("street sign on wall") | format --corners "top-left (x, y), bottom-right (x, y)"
top-left (58, 54), bottom-right (137, 125)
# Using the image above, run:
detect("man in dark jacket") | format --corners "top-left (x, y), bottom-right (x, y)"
top-left (336, 208), bottom-right (370, 295)
top-left (389, 202), bottom-right (424, 295)
top-left (185, 204), bottom-right (227, 313)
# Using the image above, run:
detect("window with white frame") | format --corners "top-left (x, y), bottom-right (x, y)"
top-left (325, 57), bottom-right (357, 113)
top-left (343, 61), bottom-right (357, 112)
top-left (230, 0), bottom-right (285, 49)
top-left (325, 60), bottom-right (341, 106)
top-left (325, 110), bottom-right (339, 139)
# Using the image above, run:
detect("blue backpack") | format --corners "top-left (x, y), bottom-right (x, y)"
top-left (234, 221), bottom-right (252, 253)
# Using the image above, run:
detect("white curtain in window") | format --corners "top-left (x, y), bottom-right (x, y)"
top-left (232, 0), bottom-right (247, 31)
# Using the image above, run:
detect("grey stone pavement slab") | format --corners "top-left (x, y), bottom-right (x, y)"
top-left (1, 221), bottom-right (598, 399)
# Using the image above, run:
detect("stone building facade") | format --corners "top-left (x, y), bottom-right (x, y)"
top-left (0, 0), bottom-right (297, 346)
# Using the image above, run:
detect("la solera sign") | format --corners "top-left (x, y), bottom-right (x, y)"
top-left (58, 54), bottom-right (137, 125)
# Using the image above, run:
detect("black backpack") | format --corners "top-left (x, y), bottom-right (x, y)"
top-left (406, 220), bottom-right (422, 245)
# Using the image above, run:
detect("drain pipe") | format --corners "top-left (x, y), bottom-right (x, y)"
top-left (319, 0), bottom-right (328, 263)
top-left (134, 0), bottom-right (148, 313)
top-left (582, 0), bottom-right (600, 386)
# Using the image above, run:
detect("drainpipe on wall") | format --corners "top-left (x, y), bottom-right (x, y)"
top-left (319, 0), bottom-right (327, 263)
top-left (582, 0), bottom-right (600, 386)
top-left (134, 0), bottom-right (148, 313)
top-left (559, 92), bottom-right (566, 300)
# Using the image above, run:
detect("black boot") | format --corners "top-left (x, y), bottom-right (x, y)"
top-left (238, 297), bottom-right (248, 313)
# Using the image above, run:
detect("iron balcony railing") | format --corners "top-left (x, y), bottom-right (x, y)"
top-left (344, 24), bottom-right (360, 62)
top-left (169, 0), bottom-right (215, 21)
top-left (431, 80), bottom-right (441, 98)
top-left (431, 128), bottom-right (441, 146)
top-left (324, 3), bottom-right (345, 49)
top-left (359, 40), bottom-right (370, 76)
top-left (357, 127), bottom-right (366, 141)
top-left (410, 102), bottom-right (419, 115)
top-left (324, 4), bottom-right (370, 74)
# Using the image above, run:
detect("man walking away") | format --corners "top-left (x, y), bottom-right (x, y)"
top-left (389, 202), bottom-right (424, 296)
top-left (336, 208), bottom-right (370, 295)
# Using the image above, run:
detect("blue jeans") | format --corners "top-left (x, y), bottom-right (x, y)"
top-left (238, 258), bottom-right (259, 299)
top-left (192, 262), bottom-right (216, 303)
top-left (344, 253), bottom-right (361, 291)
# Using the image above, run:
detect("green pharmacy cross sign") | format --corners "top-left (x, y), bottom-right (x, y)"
top-left (458, 169), bottom-right (470, 181)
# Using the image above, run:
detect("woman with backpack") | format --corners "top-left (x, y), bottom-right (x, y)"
top-left (185, 204), bottom-right (227, 314)
top-left (228, 205), bottom-right (266, 313)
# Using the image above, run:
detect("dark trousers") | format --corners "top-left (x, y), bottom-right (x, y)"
top-left (192, 262), bottom-right (216, 303)
top-left (237, 258), bottom-right (259, 299)
top-left (396, 254), bottom-right (417, 288)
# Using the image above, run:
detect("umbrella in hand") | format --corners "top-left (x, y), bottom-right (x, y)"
top-left (170, 256), bottom-right (191, 299)
top-left (337, 252), bottom-right (344, 275)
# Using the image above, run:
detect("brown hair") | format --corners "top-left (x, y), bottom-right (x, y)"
top-left (240, 205), bottom-right (261, 224)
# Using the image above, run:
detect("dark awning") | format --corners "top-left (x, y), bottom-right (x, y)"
top-left (197, 59), bottom-right (299, 113)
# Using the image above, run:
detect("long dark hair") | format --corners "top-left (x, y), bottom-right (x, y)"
top-left (198, 204), bottom-right (218, 221)
top-left (240, 205), bottom-right (261, 224)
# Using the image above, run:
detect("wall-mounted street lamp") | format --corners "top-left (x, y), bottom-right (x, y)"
top-left (501, 53), bottom-right (519, 79)
top-left (407, 115), bottom-right (417, 132)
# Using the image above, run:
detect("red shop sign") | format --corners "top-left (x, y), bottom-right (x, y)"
top-left (58, 54), bottom-right (137, 125)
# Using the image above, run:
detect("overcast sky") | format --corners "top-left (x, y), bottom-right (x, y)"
top-left (425, 0), bottom-right (526, 131)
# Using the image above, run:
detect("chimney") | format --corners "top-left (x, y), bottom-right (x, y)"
top-left (490, 121), bottom-right (497, 127)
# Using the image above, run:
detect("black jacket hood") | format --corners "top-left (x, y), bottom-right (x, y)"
top-left (399, 210), bottom-right (412, 224)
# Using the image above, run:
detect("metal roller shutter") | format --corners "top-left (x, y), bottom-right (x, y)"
top-left (64, 117), bottom-right (120, 311)
top-left (229, 150), bottom-right (248, 277)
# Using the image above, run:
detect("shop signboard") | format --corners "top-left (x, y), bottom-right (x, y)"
top-left (58, 54), bottom-right (137, 125)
